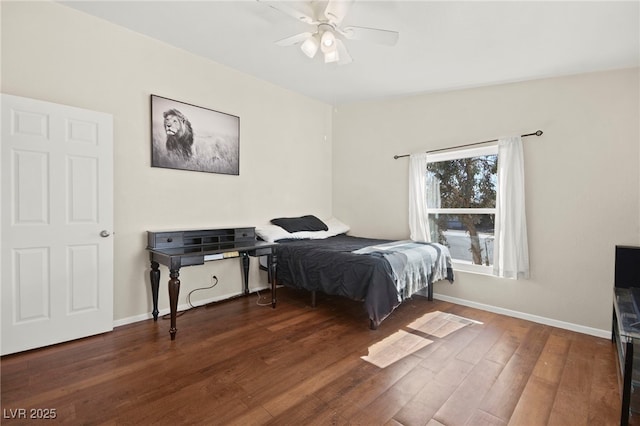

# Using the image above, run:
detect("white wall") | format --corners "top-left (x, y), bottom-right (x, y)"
top-left (333, 68), bottom-right (640, 333)
top-left (1, 1), bottom-right (333, 322)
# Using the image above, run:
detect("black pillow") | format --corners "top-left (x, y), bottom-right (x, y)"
top-left (271, 215), bottom-right (328, 233)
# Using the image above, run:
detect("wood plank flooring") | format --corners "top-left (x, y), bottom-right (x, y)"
top-left (1, 287), bottom-right (622, 425)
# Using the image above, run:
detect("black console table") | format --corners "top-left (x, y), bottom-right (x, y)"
top-left (146, 227), bottom-right (277, 340)
top-left (613, 288), bottom-right (640, 425)
top-left (613, 245), bottom-right (640, 425)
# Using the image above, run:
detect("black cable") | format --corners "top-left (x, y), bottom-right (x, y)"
top-left (161, 275), bottom-right (219, 320)
top-left (187, 275), bottom-right (219, 308)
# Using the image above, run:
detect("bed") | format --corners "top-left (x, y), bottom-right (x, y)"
top-left (257, 216), bottom-right (454, 329)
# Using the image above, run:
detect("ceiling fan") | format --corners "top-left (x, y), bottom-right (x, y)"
top-left (259, 0), bottom-right (399, 65)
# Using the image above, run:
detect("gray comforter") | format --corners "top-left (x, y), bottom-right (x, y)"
top-left (274, 235), bottom-right (454, 328)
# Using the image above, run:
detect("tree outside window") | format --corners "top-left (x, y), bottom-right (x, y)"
top-left (426, 146), bottom-right (498, 271)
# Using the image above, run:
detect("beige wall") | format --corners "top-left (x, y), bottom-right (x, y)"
top-left (1, 1), bottom-right (333, 322)
top-left (3, 1), bottom-right (639, 334)
top-left (333, 68), bottom-right (640, 333)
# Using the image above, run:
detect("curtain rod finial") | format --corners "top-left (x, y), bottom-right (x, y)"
top-left (535, 130), bottom-right (543, 136)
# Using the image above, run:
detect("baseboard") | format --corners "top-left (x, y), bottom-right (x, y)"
top-left (113, 287), bottom-right (611, 339)
top-left (432, 292), bottom-right (611, 339)
top-left (112, 285), bottom-right (272, 328)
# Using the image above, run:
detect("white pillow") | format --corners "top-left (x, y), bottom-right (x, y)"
top-left (289, 217), bottom-right (351, 240)
top-left (255, 224), bottom-right (292, 243)
top-left (256, 217), bottom-right (351, 242)
top-left (324, 217), bottom-right (350, 236)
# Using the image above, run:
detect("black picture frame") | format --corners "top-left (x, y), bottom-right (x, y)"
top-left (150, 95), bottom-right (239, 175)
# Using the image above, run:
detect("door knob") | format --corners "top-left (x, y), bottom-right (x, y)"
top-left (100, 230), bottom-right (111, 238)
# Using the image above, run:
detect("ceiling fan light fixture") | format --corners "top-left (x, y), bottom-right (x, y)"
top-left (264, 0), bottom-right (399, 66)
top-left (324, 49), bottom-right (340, 63)
top-left (321, 30), bottom-right (336, 50)
top-left (300, 36), bottom-right (319, 58)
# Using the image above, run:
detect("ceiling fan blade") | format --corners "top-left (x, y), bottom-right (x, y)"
top-left (275, 32), bottom-right (314, 46)
top-left (257, 0), bottom-right (317, 25)
top-left (335, 39), bottom-right (353, 65)
top-left (324, 0), bottom-right (354, 26)
top-left (340, 26), bottom-right (399, 46)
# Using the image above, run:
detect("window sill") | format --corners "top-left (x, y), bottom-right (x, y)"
top-left (452, 262), bottom-right (494, 276)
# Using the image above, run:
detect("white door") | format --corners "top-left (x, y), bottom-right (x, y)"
top-left (1, 94), bottom-right (114, 355)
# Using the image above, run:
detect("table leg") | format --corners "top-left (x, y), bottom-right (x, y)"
top-left (241, 252), bottom-right (250, 295)
top-left (168, 269), bottom-right (180, 341)
top-left (269, 253), bottom-right (277, 308)
top-left (150, 261), bottom-right (160, 321)
top-left (622, 339), bottom-right (633, 425)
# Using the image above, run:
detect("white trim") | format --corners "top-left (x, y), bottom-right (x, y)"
top-left (432, 292), bottom-right (611, 339)
top-left (112, 285), bottom-right (272, 328)
top-left (112, 286), bottom-right (611, 339)
top-left (428, 208), bottom-right (496, 215)
top-left (428, 144), bottom-right (498, 163)
top-left (452, 262), bottom-right (494, 275)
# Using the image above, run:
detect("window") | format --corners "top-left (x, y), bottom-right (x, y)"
top-left (426, 145), bottom-right (498, 273)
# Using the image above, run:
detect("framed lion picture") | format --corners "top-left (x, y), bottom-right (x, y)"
top-left (150, 95), bottom-right (239, 175)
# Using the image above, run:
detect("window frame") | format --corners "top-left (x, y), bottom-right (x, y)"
top-left (426, 144), bottom-right (498, 275)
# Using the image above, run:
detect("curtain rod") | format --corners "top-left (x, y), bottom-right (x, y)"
top-left (393, 130), bottom-right (543, 160)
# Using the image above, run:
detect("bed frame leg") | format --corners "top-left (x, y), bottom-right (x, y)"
top-left (311, 290), bottom-right (317, 308)
top-left (428, 284), bottom-right (433, 301)
top-left (369, 319), bottom-right (378, 330)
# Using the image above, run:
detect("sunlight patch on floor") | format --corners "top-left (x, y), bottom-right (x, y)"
top-left (406, 311), bottom-right (482, 338)
top-left (361, 311), bottom-right (482, 368)
top-left (361, 330), bottom-right (433, 368)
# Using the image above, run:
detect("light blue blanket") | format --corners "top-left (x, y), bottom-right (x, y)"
top-left (353, 241), bottom-right (452, 301)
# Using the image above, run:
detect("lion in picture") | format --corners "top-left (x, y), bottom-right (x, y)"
top-left (163, 109), bottom-right (194, 159)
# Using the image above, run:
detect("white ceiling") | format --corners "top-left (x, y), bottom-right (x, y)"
top-left (60, 0), bottom-right (640, 105)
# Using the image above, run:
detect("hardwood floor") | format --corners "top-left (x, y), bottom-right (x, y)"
top-left (1, 287), bottom-right (622, 425)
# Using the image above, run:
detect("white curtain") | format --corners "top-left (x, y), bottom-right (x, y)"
top-left (493, 136), bottom-right (530, 279)
top-left (409, 153), bottom-right (430, 242)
